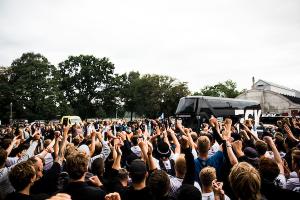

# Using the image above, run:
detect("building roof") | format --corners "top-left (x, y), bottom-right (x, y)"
top-left (283, 94), bottom-right (300, 104)
top-left (256, 79), bottom-right (299, 92)
top-left (255, 79), bottom-right (300, 97)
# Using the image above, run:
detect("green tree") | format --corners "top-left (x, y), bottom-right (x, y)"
top-left (58, 55), bottom-right (120, 118)
top-left (195, 80), bottom-right (242, 98)
top-left (0, 66), bottom-right (12, 123)
top-left (8, 52), bottom-right (60, 120)
top-left (122, 72), bottom-right (190, 118)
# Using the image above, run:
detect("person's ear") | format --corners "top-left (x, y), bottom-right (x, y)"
top-left (146, 171), bottom-right (149, 178)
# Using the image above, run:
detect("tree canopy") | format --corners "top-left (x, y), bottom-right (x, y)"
top-left (194, 80), bottom-right (243, 98)
top-left (0, 52), bottom-right (192, 123)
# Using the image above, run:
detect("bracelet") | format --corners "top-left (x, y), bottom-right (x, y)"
top-left (226, 145), bottom-right (232, 148)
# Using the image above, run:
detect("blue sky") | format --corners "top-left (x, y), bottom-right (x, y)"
top-left (1, 0), bottom-right (300, 92)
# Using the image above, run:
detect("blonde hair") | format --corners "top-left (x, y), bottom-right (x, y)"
top-left (229, 162), bottom-right (261, 200)
top-left (197, 136), bottom-right (210, 154)
top-left (175, 154), bottom-right (186, 176)
top-left (224, 118), bottom-right (232, 125)
top-left (200, 166), bottom-right (216, 187)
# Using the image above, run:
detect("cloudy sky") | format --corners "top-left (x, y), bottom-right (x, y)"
top-left (1, 0), bottom-right (300, 92)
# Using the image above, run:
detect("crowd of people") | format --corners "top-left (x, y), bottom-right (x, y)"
top-left (1, 116), bottom-right (300, 200)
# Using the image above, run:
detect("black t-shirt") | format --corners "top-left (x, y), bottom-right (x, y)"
top-left (123, 186), bottom-right (155, 200)
top-left (261, 180), bottom-right (300, 200)
top-left (31, 162), bottom-right (62, 195)
top-left (62, 181), bottom-right (106, 200)
top-left (5, 192), bottom-right (49, 200)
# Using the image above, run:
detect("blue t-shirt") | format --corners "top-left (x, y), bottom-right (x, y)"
top-left (194, 151), bottom-right (224, 184)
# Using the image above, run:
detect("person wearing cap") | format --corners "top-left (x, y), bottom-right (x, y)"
top-left (153, 128), bottom-right (181, 176)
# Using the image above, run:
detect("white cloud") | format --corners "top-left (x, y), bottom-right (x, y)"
top-left (0, 0), bottom-right (300, 92)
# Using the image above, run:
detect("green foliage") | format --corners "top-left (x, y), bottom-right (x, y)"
top-left (195, 80), bottom-right (242, 98)
top-left (122, 72), bottom-right (190, 118)
top-left (8, 53), bottom-right (60, 120)
top-left (1, 52), bottom-right (244, 122)
top-left (58, 55), bottom-right (121, 118)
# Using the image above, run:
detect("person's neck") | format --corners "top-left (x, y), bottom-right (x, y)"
top-left (70, 175), bottom-right (85, 183)
top-left (133, 181), bottom-right (146, 190)
top-left (199, 152), bottom-right (208, 159)
top-left (175, 172), bottom-right (184, 179)
top-left (19, 185), bottom-right (31, 196)
top-left (202, 186), bottom-right (212, 193)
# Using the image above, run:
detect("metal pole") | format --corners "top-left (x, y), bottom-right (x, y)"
top-left (115, 108), bottom-right (118, 119)
top-left (10, 102), bottom-right (12, 125)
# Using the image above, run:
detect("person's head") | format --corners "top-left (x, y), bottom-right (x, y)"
top-left (78, 144), bottom-right (90, 157)
top-left (44, 139), bottom-right (52, 148)
top-left (66, 153), bottom-right (89, 180)
top-left (259, 157), bottom-right (279, 182)
top-left (118, 168), bottom-right (129, 186)
top-left (177, 184), bottom-right (202, 200)
top-left (91, 157), bottom-right (104, 179)
top-left (156, 142), bottom-right (171, 160)
top-left (224, 118), bottom-right (232, 125)
top-left (131, 135), bottom-right (139, 146)
top-left (200, 166), bottom-right (217, 189)
top-left (128, 159), bottom-right (147, 184)
top-left (175, 154), bottom-right (186, 177)
top-left (255, 140), bottom-right (268, 157)
top-left (245, 119), bottom-right (253, 129)
top-left (0, 148), bottom-right (7, 168)
top-left (28, 156), bottom-right (44, 180)
top-left (274, 134), bottom-right (285, 153)
top-left (65, 143), bottom-right (78, 158)
top-left (9, 161), bottom-right (36, 192)
top-left (292, 150), bottom-right (300, 171)
top-left (197, 136), bottom-right (210, 154)
top-left (94, 141), bottom-right (103, 155)
top-left (148, 170), bottom-right (170, 198)
top-left (229, 162), bottom-right (261, 200)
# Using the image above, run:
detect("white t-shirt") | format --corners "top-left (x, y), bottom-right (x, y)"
top-left (286, 171), bottom-right (300, 191)
top-left (154, 153), bottom-right (179, 170)
top-left (202, 192), bottom-right (230, 200)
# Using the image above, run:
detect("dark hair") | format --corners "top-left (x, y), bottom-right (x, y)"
top-left (147, 170), bottom-right (170, 198)
top-left (274, 135), bottom-right (286, 153)
top-left (131, 135), bottom-right (139, 146)
top-left (118, 168), bottom-right (129, 181)
top-left (255, 140), bottom-right (267, 156)
top-left (0, 148), bottom-right (8, 167)
top-left (177, 184), bottom-right (202, 200)
top-left (66, 153), bottom-right (88, 180)
top-left (259, 157), bottom-right (280, 182)
top-left (91, 157), bottom-right (104, 178)
top-left (9, 161), bottom-right (35, 191)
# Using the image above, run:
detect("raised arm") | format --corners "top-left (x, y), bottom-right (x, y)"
top-left (181, 136), bottom-right (195, 185)
top-left (89, 131), bottom-right (96, 157)
top-left (168, 128), bottom-right (180, 154)
top-left (225, 140), bottom-right (238, 166)
top-left (242, 124), bottom-right (259, 142)
top-left (112, 145), bottom-right (122, 170)
top-left (6, 136), bottom-right (20, 156)
top-left (264, 136), bottom-right (284, 174)
top-left (284, 124), bottom-right (299, 143)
